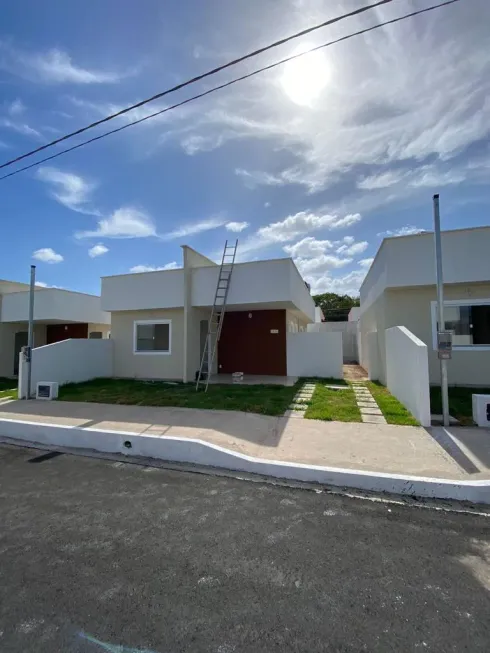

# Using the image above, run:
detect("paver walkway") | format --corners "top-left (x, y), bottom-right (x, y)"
top-left (1, 399), bottom-right (490, 479)
top-left (283, 381), bottom-right (316, 418)
top-left (351, 382), bottom-right (387, 425)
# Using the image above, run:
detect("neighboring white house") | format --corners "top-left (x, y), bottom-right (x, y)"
top-left (101, 246), bottom-right (321, 382)
top-left (0, 280), bottom-right (110, 377)
top-left (359, 226), bottom-right (490, 386)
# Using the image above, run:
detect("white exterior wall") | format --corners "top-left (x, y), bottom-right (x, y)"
top-left (365, 331), bottom-right (380, 381)
top-left (385, 326), bottom-right (431, 426)
top-left (110, 309), bottom-right (184, 380)
top-left (102, 270), bottom-right (185, 312)
top-left (1, 288), bottom-right (109, 325)
top-left (286, 332), bottom-right (343, 379)
top-left (360, 227), bottom-right (490, 313)
top-left (18, 339), bottom-right (113, 398)
top-left (348, 307), bottom-right (361, 321)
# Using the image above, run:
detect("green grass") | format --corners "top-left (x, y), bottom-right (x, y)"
top-left (0, 377), bottom-right (17, 401)
top-left (58, 377), bottom-right (300, 416)
top-left (430, 386), bottom-right (490, 426)
top-left (366, 381), bottom-right (419, 426)
top-left (304, 382), bottom-right (362, 422)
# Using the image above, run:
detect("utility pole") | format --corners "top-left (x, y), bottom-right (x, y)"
top-left (433, 194), bottom-right (450, 427)
top-left (26, 265), bottom-right (36, 399)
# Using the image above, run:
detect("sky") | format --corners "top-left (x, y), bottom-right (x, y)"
top-left (0, 0), bottom-right (488, 296)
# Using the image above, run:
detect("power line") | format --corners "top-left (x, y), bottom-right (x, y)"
top-left (0, 0), bottom-right (395, 172)
top-left (0, 0), bottom-right (460, 182)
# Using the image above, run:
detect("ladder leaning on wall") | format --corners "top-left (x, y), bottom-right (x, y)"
top-left (196, 239), bottom-right (238, 392)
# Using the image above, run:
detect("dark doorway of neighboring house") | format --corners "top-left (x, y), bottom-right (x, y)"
top-left (46, 323), bottom-right (88, 344)
top-left (13, 331), bottom-right (28, 376)
top-left (199, 319), bottom-right (209, 376)
top-left (472, 305), bottom-right (490, 345)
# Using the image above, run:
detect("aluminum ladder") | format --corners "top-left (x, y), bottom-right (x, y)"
top-left (196, 239), bottom-right (238, 391)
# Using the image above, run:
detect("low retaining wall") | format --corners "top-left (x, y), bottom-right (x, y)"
top-left (19, 338), bottom-right (113, 399)
top-left (287, 331), bottom-right (343, 378)
top-left (1, 417), bottom-right (488, 504)
top-left (385, 326), bottom-right (431, 427)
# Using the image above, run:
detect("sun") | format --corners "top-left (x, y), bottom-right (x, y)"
top-left (280, 47), bottom-right (330, 106)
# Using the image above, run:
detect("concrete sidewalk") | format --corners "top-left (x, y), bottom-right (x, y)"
top-left (1, 399), bottom-right (489, 480)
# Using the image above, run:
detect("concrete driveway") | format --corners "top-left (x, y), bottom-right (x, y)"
top-left (0, 443), bottom-right (489, 652)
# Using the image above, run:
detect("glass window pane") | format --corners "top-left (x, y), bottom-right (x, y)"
top-left (154, 324), bottom-right (170, 351)
top-left (135, 323), bottom-right (170, 352)
top-left (472, 306), bottom-right (490, 345)
top-left (137, 324), bottom-right (154, 339)
top-left (443, 305), bottom-right (472, 346)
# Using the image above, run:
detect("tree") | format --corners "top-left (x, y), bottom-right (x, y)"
top-left (312, 292), bottom-right (360, 322)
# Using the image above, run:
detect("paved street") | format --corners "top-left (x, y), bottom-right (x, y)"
top-left (0, 443), bottom-right (489, 652)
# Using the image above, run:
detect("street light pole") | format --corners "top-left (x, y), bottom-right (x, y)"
top-left (26, 264), bottom-right (36, 399)
top-left (433, 194), bottom-right (450, 427)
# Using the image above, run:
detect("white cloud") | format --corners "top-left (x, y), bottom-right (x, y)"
top-left (336, 241), bottom-right (368, 256)
top-left (342, 236), bottom-right (355, 245)
top-left (76, 207), bottom-right (157, 239)
top-left (160, 217), bottom-right (226, 241)
top-left (284, 236), bottom-right (333, 259)
top-left (88, 243), bottom-right (109, 258)
top-left (130, 262), bottom-right (179, 273)
top-left (0, 117), bottom-right (42, 140)
top-left (255, 211), bottom-right (362, 245)
top-left (0, 42), bottom-right (126, 84)
top-left (358, 257), bottom-right (374, 269)
top-left (35, 281), bottom-right (48, 287)
top-left (7, 98), bottom-right (25, 116)
top-left (161, 0), bottom-right (490, 203)
top-left (295, 254), bottom-right (352, 276)
top-left (307, 269), bottom-right (367, 296)
top-left (226, 221), bottom-right (249, 233)
top-left (36, 167), bottom-right (99, 215)
top-left (378, 225), bottom-right (426, 238)
top-left (32, 247), bottom-right (63, 264)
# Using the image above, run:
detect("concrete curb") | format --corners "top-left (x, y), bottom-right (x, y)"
top-left (1, 417), bottom-right (489, 504)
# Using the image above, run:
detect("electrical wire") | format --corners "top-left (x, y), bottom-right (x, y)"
top-left (0, 0), bottom-right (395, 172)
top-left (0, 0), bottom-right (460, 182)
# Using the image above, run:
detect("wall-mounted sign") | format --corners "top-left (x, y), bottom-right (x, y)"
top-left (270, 329), bottom-right (279, 334)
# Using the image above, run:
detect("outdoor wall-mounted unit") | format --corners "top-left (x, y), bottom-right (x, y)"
top-left (472, 394), bottom-right (490, 427)
top-left (36, 381), bottom-right (59, 401)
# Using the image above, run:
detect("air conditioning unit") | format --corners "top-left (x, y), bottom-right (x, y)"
top-left (472, 394), bottom-right (490, 427)
top-left (36, 382), bottom-right (59, 400)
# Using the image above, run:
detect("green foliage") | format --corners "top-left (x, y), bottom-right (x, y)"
top-left (312, 292), bottom-right (360, 322)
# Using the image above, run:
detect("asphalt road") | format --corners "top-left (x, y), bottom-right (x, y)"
top-left (0, 443), bottom-right (489, 653)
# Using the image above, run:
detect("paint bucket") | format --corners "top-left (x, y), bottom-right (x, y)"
top-left (232, 372), bottom-right (244, 384)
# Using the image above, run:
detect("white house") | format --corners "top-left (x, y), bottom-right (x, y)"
top-left (0, 280), bottom-right (110, 377)
top-left (359, 226), bottom-right (490, 386)
top-left (101, 246), bottom-right (320, 382)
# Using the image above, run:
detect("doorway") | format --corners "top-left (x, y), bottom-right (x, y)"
top-left (13, 331), bottom-right (28, 376)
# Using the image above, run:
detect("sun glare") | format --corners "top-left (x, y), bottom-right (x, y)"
top-left (281, 47), bottom-right (330, 106)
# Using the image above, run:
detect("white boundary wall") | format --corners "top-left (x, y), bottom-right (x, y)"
top-left (385, 326), bottom-right (431, 426)
top-left (287, 332), bottom-right (342, 378)
top-left (19, 339), bottom-right (113, 398)
top-left (308, 321), bottom-right (358, 362)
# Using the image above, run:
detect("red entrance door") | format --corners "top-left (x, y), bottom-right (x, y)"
top-left (46, 323), bottom-right (89, 344)
top-left (218, 309), bottom-right (287, 376)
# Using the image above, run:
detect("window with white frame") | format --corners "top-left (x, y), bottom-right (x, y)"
top-left (431, 300), bottom-right (490, 349)
top-left (134, 320), bottom-right (171, 354)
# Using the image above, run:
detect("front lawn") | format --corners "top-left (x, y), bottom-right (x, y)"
top-left (304, 382), bottom-right (362, 422)
top-left (430, 386), bottom-right (490, 426)
top-left (58, 377), bottom-right (299, 416)
top-left (0, 378), bottom-right (17, 401)
top-left (366, 382), bottom-right (419, 426)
